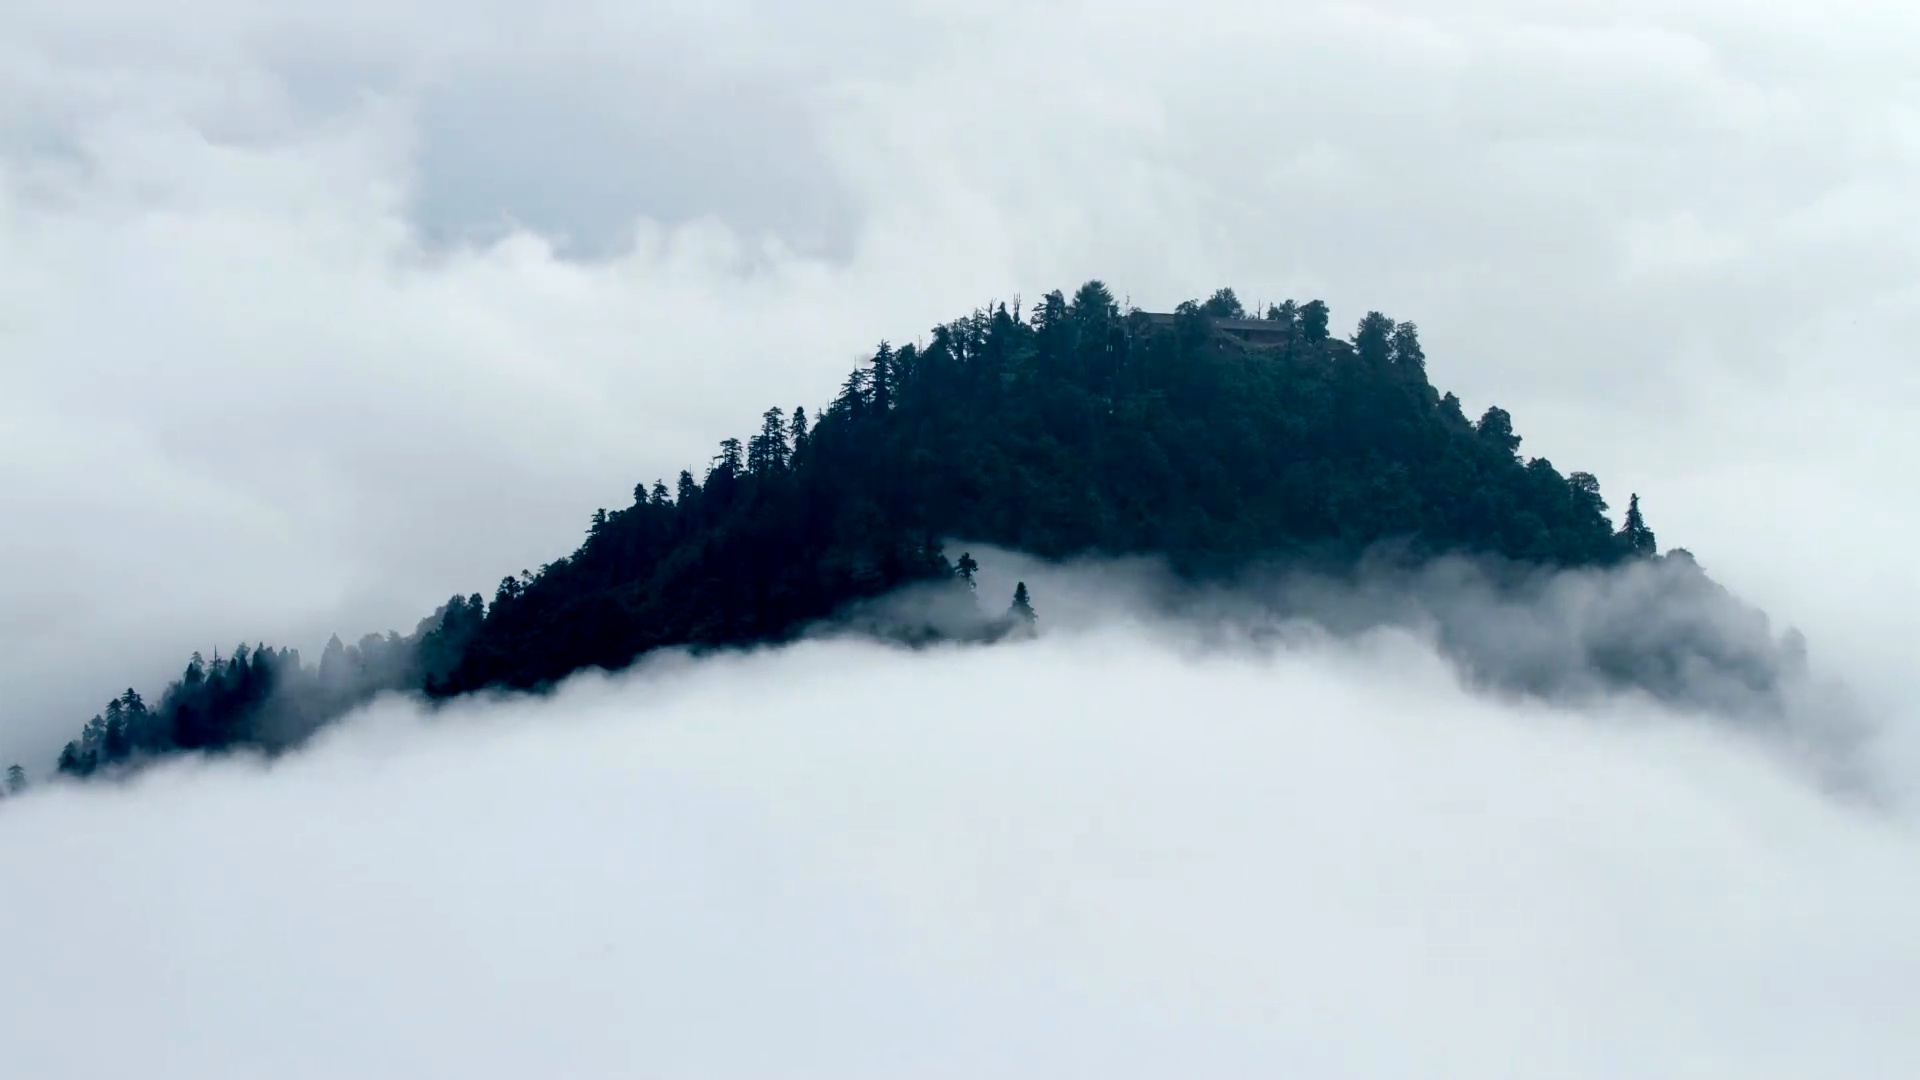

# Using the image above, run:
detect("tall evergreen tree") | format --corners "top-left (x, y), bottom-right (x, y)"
top-left (1009, 582), bottom-right (1037, 627)
top-left (870, 343), bottom-right (895, 413)
top-left (748, 406), bottom-right (789, 475)
top-left (1619, 493), bottom-right (1658, 556)
top-left (788, 406), bottom-right (810, 457)
top-left (103, 699), bottom-right (130, 761)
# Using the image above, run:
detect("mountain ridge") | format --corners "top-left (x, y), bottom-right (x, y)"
top-left (18, 283), bottom-right (1793, 788)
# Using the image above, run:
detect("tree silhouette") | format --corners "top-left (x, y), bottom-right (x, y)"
top-left (1010, 582), bottom-right (1037, 627)
top-left (1619, 493), bottom-right (1658, 556)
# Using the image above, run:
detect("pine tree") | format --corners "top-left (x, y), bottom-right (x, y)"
top-left (1619, 493), bottom-right (1658, 556)
top-left (320, 633), bottom-right (350, 685)
top-left (104, 698), bottom-right (130, 760)
top-left (81, 713), bottom-right (106, 758)
top-left (871, 343), bottom-right (895, 413)
top-left (788, 406), bottom-right (810, 458)
top-left (834, 368), bottom-right (870, 418)
top-left (5, 764), bottom-right (24, 794)
top-left (710, 439), bottom-right (743, 482)
top-left (956, 552), bottom-right (979, 590)
top-left (1009, 582), bottom-right (1037, 627)
top-left (748, 406), bottom-right (789, 475)
top-left (121, 689), bottom-right (156, 751)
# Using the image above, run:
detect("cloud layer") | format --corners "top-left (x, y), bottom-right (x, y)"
top-left (3, 619), bottom-right (1916, 1077)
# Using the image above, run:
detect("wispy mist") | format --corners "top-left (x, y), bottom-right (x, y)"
top-left (943, 547), bottom-right (1869, 783)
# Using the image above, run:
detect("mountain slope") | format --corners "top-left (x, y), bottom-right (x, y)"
top-left (35, 284), bottom-right (1734, 782)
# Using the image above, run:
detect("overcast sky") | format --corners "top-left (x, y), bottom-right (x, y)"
top-left (6, 0), bottom-right (1920, 762)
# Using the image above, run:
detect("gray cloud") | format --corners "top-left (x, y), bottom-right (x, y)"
top-left (920, 546), bottom-right (1874, 788)
top-left (407, 61), bottom-right (861, 260)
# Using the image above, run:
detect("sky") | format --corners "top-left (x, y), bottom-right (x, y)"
top-left (3, 1), bottom-right (1920, 1071)
top-left (6, 0), bottom-right (1920, 764)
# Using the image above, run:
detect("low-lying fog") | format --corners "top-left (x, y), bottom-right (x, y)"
top-left (4, 562), bottom-right (1915, 1077)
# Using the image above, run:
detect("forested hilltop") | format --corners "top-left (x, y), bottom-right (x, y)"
top-left (26, 284), bottom-right (1709, 785)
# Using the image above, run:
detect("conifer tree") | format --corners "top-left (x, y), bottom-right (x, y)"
top-left (1619, 493), bottom-right (1658, 556)
top-left (1009, 582), bottom-right (1037, 627)
top-left (788, 406), bottom-right (810, 457)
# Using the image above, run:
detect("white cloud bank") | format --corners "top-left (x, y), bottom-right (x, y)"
top-left (2, 619), bottom-right (1916, 1077)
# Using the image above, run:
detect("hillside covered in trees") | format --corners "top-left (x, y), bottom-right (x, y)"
top-left (24, 283), bottom-right (1751, 786)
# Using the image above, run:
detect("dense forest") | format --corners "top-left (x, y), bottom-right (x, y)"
top-left (22, 283), bottom-right (1694, 786)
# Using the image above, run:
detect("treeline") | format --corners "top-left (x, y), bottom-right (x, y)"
top-left (48, 627), bottom-right (423, 778)
top-left (41, 283), bottom-right (1662, 781)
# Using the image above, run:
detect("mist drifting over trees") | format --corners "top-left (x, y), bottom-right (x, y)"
top-left (16, 285), bottom-right (1812, 791)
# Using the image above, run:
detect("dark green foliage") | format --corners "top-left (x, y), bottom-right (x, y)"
top-left (51, 607), bottom-right (467, 775)
top-left (1202, 288), bottom-right (1246, 319)
top-left (1619, 494), bottom-right (1658, 557)
top-left (5, 763), bottom-right (24, 794)
top-left (47, 284), bottom-right (1658, 776)
top-left (1352, 311), bottom-right (1395, 368)
top-left (1300, 300), bottom-right (1331, 343)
